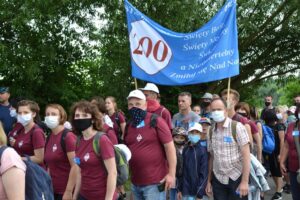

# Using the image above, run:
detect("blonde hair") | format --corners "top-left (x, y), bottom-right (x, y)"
top-left (0, 122), bottom-right (7, 146)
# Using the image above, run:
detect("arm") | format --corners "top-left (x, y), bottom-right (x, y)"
top-left (196, 151), bottom-right (208, 199)
top-left (252, 133), bottom-right (262, 162)
top-left (278, 130), bottom-right (285, 161)
top-left (237, 143), bottom-right (250, 197)
top-left (279, 141), bottom-right (289, 175)
top-left (73, 167), bottom-right (81, 200)
top-left (62, 152), bottom-right (76, 200)
top-left (103, 157), bottom-right (117, 200)
top-left (244, 124), bottom-right (253, 146)
top-left (163, 141), bottom-right (177, 190)
top-left (2, 167), bottom-right (25, 200)
top-left (24, 148), bottom-right (44, 164)
top-left (120, 122), bottom-right (126, 139)
top-left (205, 153), bottom-right (214, 197)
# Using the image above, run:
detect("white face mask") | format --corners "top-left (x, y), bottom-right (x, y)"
top-left (276, 113), bottom-right (283, 120)
top-left (45, 116), bottom-right (59, 129)
top-left (17, 113), bottom-right (32, 127)
top-left (211, 110), bottom-right (225, 122)
top-left (10, 109), bottom-right (17, 118)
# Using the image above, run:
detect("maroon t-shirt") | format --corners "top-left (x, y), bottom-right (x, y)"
top-left (232, 113), bottom-right (258, 135)
top-left (44, 130), bottom-right (76, 194)
top-left (285, 122), bottom-right (300, 172)
top-left (10, 124), bottom-right (45, 156)
top-left (109, 112), bottom-right (126, 136)
top-left (124, 112), bottom-right (173, 185)
top-left (153, 106), bottom-right (172, 130)
top-left (103, 124), bottom-right (118, 145)
top-left (76, 134), bottom-right (117, 200)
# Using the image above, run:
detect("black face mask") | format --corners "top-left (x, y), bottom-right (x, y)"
top-left (295, 102), bottom-right (300, 109)
top-left (128, 107), bottom-right (147, 127)
top-left (174, 140), bottom-right (186, 146)
top-left (73, 118), bottom-right (92, 133)
top-left (265, 102), bottom-right (271, 107)
top-left (201, 101), bottom-right (210, 108)
top-left (237, 112), bottom-right (248, 118)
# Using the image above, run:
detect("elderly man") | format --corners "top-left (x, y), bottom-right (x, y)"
top-left (206, 98), bottom-right (250, 200)
top-left (141, 83), bottom-right (172, 130)
top-left (124, 89), bottom-right (176, 200)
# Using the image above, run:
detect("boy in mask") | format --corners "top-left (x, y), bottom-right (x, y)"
top-left (177, 123), bottom-right (208, 200)
top-left (170, 127), bottom-right (187, 200)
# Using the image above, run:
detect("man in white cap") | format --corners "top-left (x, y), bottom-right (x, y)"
top-left (141, 83), bottom-right (172, 130)
top-left (124, 89), bottom-right (176, 200)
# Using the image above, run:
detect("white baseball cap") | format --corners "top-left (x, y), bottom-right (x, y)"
top-left (127, 89), bottom-right (146, 100)
top-left (288, 106), bottom-right (296, 114)
top-left (188, 123), bottom-right (203, 133)
top-left (141, 83), bottom-right (159, 94)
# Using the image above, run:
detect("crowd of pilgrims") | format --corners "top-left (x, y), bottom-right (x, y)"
top-left (0, 84), bottom-right (299, 200)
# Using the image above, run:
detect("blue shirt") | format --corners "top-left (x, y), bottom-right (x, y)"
top-left (0, 104), bottom-right (15, 135)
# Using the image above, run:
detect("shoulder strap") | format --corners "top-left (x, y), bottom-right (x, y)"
top-left (60, 128), bottom-right (70, 153)
top-left (115, 112), bottom-right (121, 127)
top-left (150, 114), bottom-right (158, 128)
top-left (231, 120), bottom-right (238, 143)
top-left (93, 132), bottom-right (106, 157)
top-left (30, 125), bottom-right (37, 144)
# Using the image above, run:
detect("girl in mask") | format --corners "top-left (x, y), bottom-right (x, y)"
top-left (69, 101), bottom-right (117, 200)
top-left (8, 100), bottom-right (45, 165)
top-left (177, 123), bottom-right (208, 200)
top-left (43, 104), bottom-right (77, 200)
top-left (105, 96), bottom-right (126, 143)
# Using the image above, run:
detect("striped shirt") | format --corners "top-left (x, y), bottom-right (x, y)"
top-left (208, 117), bottom-right (249, 184)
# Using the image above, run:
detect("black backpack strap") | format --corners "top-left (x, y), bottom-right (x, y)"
top-left (150, 114), bottom-right (158, 128)
top-left (60, 128), bottom-right (70, 153)
top-left (76, 135), bottom-right (82, 151)
top-left (115, 112), bottom-right (121, 129)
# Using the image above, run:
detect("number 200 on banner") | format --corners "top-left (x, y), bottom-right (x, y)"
top-left (129, 20), bottom-right (172, 75)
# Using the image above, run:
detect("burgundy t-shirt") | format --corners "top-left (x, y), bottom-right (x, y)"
top-left (285, 122), bottom-right (300, 172)
top-left (153, 106), bottom-right (172, 130)
top-left (103, 124), bottom-right (118, 145)
top-left (10, 124), bottom-right (45, 156)
top-left (124, 112), bottom-right (173, 185)
top-left (76, 134), bottom-right (117, 200)
top-left (109, 112), bottom-right (126, 136)
top-left (232, 113), bottom-right (258, 135)
top-left (44, 130), bottom-right (76, 194)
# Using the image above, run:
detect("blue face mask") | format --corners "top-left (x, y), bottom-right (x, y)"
top-left (188, 134), bottom-right (201, 144)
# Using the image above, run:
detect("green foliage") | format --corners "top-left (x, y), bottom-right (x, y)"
top-left (278, 78), bottom-right (300, 106)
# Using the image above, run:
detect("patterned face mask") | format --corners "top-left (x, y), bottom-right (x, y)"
top-left (128, 107), bottom-right (147, 127)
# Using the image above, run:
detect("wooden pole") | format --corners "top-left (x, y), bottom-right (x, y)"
top-left (227, 77), bottom-right (231, 108)
top-left (134, 78), bottom-right (138, 90)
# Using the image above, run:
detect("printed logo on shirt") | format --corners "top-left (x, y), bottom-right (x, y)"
top-left (18, 140), bottom-right (23, 148)
top-left (84, 153), bottom-right (90, 162)
top-left (13, 131), bottom-right (17, 137)
top-left (52, 144), bottom-right (57, 152)
top-left (136, 134), bottom-right (143, 142)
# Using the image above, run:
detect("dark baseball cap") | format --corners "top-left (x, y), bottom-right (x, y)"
top-left (0, 87), bottom-right (9, 94)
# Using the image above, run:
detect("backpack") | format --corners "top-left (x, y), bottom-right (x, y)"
top-left (93, 132), bottom-right (129, 186)
top-left (261, 124), bottom-right (275, 154)
top-left (114, 112), bottom-right (124, 143)
top-left (0, 146), bottom-right (54, 200)
top-left (45, 128), bottom-right (70, 153)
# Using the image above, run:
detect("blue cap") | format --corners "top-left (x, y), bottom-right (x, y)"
top-left (0, 87), bottom-right (9, 94)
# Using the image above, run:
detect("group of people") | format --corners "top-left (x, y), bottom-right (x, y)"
top-left (0, 84), bottom-right (299, 200)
